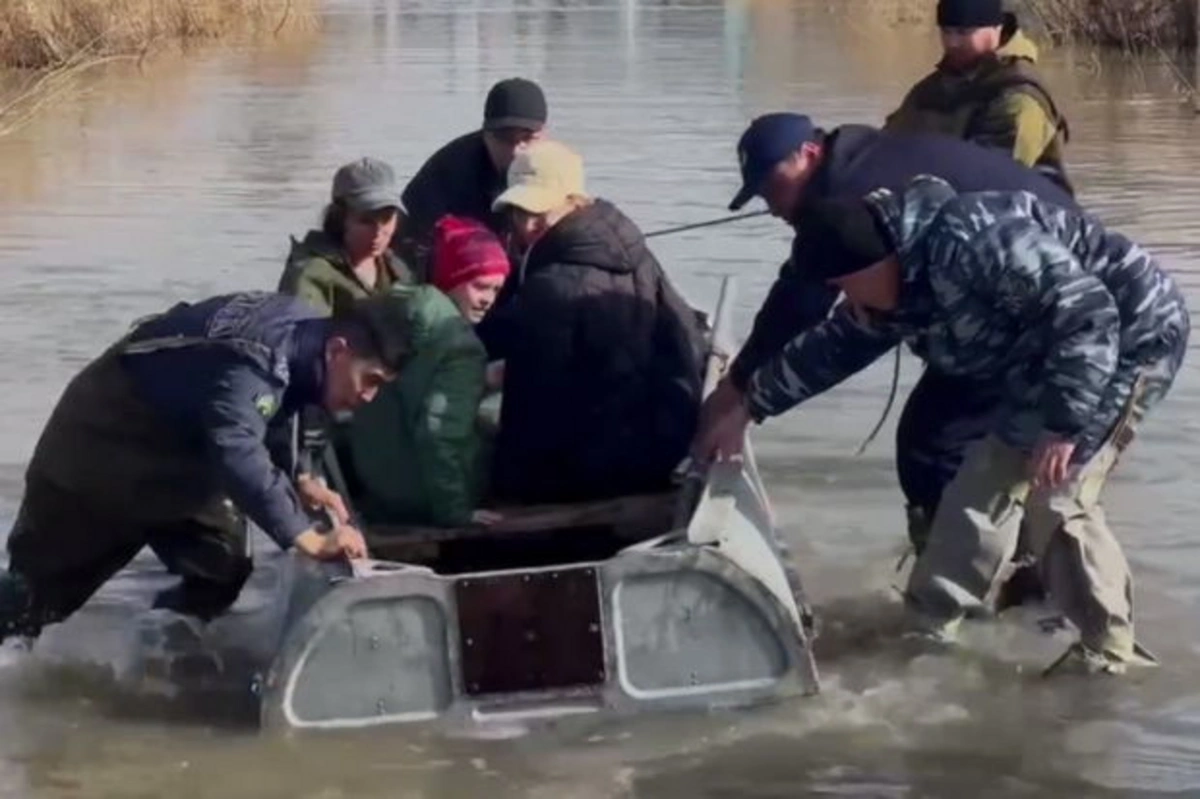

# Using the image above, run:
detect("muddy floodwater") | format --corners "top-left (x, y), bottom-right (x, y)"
top-left (1, 1), bottom-right (1199, 796)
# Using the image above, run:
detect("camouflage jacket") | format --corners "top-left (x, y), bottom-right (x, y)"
top-left (747, 176), bottom-right (1190, 454)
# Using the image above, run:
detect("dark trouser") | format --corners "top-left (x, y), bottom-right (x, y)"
top-left (896, 369), bottom-right (1003, 529)
top-left (3, 476), bottom-right (251, 639)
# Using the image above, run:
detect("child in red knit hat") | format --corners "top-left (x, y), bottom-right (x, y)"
top-left (431, 215), bottom-right (511, 324)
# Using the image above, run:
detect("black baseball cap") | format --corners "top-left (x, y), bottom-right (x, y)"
top-left (729, 113), bottom-right (819, 211)
top-left (483, 78), bottom-right (548, 132)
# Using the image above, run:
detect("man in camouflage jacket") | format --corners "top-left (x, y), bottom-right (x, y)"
top-left (701, 175), bottom-right (1190, 674)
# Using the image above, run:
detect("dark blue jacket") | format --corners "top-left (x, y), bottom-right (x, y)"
top-left (727, 124), bottom-right (1080, 389)
top-left (120, 293), bottom-right (326, 548)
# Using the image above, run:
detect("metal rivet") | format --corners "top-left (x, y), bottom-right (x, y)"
top-left (465, 638), bottom-right (473, 647)
top-left (588, 623), bottom-right (600, 634)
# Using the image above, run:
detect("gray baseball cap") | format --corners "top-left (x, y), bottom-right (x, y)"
top-left (331, 157), bottom-right (402, 214)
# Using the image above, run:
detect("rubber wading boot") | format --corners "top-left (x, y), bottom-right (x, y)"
top-left (0, 571), bottom-right (42, 644)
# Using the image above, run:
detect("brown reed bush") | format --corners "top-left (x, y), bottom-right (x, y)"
top-left (1020, 0), bottom-right (1195, 50)
top-left (0, 0), bottom-right (315, 70)
top-left (855, 0), bottom-right (1197, 49)
top-left (1022, 0), bottom-right (1200, 49)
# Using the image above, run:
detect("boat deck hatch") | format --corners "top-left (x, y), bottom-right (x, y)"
top-left (455, 568), bottom-right (606, 696)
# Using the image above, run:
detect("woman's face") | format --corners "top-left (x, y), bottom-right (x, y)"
top-left (344, 206), bottom-right (399, 261)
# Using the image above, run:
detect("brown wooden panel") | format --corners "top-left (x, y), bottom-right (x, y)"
top-left (455, 568), bottom-right (605, 696)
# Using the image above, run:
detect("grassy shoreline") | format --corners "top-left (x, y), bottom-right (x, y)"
top-left (0, 0), bottom-right (315, 70)
top-left (0, 0), bottom-right (315, 135)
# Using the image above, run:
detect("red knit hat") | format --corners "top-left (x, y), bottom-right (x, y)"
top-left (431, 215), bottom-right (511, 293)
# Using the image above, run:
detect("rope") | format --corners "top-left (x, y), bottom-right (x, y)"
top-left (855, 346), bottom-right (903, 457)
top-left (644, 210), bottom-right (770, 239)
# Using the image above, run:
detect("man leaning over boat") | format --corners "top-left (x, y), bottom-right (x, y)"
top-left (696, 175), bottom-right (1190, 675)
top-left (693, 112), bottom-right (1075, 603)
top-left (0, 292), bottom-right (413, 645)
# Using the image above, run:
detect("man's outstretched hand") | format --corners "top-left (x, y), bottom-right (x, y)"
top-left (294, 525), bottom-right (368, 561)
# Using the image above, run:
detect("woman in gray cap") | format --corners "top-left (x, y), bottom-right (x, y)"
top-left (279, 157), bottom-right (414, 316)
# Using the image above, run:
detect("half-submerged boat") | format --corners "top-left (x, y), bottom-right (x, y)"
top-left (256, 276), bottom-right (820, 731)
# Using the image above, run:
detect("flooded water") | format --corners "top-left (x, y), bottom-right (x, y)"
top-left (1, 0), bottom-right (1199, 796)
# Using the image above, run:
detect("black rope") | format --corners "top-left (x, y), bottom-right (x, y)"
top-left (855, 346), bottom-right (903, 457)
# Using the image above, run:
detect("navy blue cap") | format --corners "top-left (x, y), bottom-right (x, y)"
top-left (729, 113), bottom-right (818, 211)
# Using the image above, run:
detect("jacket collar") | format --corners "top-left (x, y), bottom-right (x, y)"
top-left (288, 318), bottom-right (330, 405)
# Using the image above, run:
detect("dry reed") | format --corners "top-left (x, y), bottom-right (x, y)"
top-left (1023, 0), bottom-right (1195, 50)
top-left (0, 0), bottom-right (315, 70)
top-left (862, 0), bottom-right (1197, 49)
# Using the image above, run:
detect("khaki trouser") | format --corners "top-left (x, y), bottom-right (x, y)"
top-left (905, 386), bottom-right (1145, 662)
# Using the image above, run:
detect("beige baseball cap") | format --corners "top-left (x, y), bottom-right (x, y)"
top-left (492, 140), bottom-right (587, 215)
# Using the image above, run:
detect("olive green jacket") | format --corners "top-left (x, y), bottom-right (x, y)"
top-left (347, 285), bottom-right (488, 527)
top-left (884, 30), bottom-right (1072, 192)
top-left (278, 230), bottom-right (412, 315)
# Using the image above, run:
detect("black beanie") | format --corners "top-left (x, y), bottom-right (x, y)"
top-left (798, 197), bottom-right (895, 281)
top-left (937, 0), bottom-right (1004, 27)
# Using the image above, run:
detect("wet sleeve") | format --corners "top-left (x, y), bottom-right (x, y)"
top-left (728, 260), bottom-right (841, 391)
top-left (968, 223), bottom-right (1121, 438)
top-left (975, 92), bottom-right (1057, 168)
top-left (200, 364), bottom-right (312, 549)
top-left (745, 302), bottom-right (899, 421)
top-left (414, 338), bottom-right (488, 526)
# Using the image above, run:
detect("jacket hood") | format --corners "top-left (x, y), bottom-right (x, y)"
top-left (387, 283), bottom-right (472, 350)
top-left (864, 174), bottom-right (959, 272)
top-left (936, 27), bottom-right (1040, 74)
top-left (291, 230), bottom-right (345, 266)
top-left (999, 29), bottom-right (1039, 64)
top-left (801, 125), bottom-right (882, 217)
top-left (289, 229), bottom-right (409, 283)
top-left (526, 200), bottom-right (646, 276)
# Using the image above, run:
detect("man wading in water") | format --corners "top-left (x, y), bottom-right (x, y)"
top-left (885, 0), bottom-right (1072, 194)
top-left (0, 292), bottom-right (412, 645)
top-left (694, 112), bottom-right (1076, 610)
top-left (696, 176), bottom-right (1189, 675)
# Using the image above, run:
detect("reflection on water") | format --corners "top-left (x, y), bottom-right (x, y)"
top-left (1, 1), bottom-right (1199, 796)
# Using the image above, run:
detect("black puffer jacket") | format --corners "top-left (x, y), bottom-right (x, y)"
top-left (483, 200), bottom-right (704, 504)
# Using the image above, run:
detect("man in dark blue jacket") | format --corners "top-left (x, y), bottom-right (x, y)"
top-left (697, 113), bottom-right (1078, 580)
top-left (0, 292), bottom-right (411, 645)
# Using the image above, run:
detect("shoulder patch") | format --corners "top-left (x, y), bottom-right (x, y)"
top-left (254, 393), bottom-right (278, 418)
